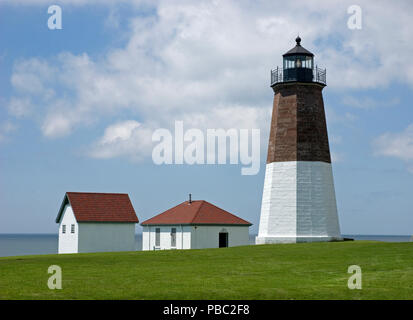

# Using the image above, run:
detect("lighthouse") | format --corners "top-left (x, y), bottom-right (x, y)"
top-left (256, 37), bottom-right (341, 244)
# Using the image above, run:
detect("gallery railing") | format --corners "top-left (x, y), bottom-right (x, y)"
top-left (270, 66), bottom-right (327, 86)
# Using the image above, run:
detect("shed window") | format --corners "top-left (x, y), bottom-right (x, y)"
top-left (171, 228), bottom-right (176, 247)
top-left (155, 228), bottom-right (160, 247)
top-left (71, 224), bottom-right (75, 234)
top-left (62, 225), bottom-right (66, 234)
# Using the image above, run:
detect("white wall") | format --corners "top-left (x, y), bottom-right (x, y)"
top-left (257, 161), bottom-right (297, 243)
top-left (142, 225), bottom-right (191, 251)
top-left (77, 222), bottom-right (136, 253)
top-left (256, 161), bottom-right (341, 244)
top-left (296, 161), bottom-right (341, 240)
top-left (142, 225), bottom-right (250, 250)
top-left (58, 205), bottom-right (78, 254)
top-left (191, 225), bottom-right (250, 249)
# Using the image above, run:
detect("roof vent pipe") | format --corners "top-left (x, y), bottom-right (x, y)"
top-left (189, 193), bottom-right (192, 204)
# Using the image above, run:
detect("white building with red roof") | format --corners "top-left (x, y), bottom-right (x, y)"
top-left (56, 192), bottom-right (139, 254)
top-left (141, 196), bottom-right (252, 250)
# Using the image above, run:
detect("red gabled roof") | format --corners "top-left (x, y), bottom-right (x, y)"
top-left (141, 200), bottom-right (252, 226)
top-left (56, 192), bottom-right (139, 223)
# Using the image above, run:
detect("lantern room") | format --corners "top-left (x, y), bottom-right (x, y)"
top-left (270, 36), bottom-right (326, 88)
top-left (282, 36), bottom-right (314, 82)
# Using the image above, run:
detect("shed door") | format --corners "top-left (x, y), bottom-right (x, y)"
top-left (219, 232), bottom-right (228, 248)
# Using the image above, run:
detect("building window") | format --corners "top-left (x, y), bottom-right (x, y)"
top-left (155, 228), bottom-right (160, 247)
top-left (171, 228), bottom-right (176, 247)
top-left (62, 225), bottom-right (66, 234)
top-left (71, 224), bottom-right (75, 234)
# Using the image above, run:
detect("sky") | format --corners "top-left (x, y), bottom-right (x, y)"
top-left (0, 0), bottom-right (413, 235)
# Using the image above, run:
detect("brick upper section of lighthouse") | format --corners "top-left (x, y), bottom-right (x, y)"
top-left (266, 83), bottom-right (331, 164)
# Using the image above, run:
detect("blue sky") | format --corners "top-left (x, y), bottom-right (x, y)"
top-left (1, 0), bottom-right (413, 235)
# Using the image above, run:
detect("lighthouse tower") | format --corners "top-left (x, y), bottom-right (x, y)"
top-left (256, 37), bottom-right (341, 244)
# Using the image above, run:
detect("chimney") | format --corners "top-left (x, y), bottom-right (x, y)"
top-left (189, 193), bottom-right (192, 204)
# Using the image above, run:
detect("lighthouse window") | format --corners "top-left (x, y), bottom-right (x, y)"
top-left (284, 58), bottom-right (295, 69)
top-left (297, 56), bottom-right (312, 69)
top-left (306, 56), bottom-right (313, 69)
top-left (293, 56), bottom-right (312, 68)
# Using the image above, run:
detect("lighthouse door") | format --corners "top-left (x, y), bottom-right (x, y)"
top-left (219, 232), bottom-right (228, 248)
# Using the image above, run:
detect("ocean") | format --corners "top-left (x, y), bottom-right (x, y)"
top-left (0, 234), bottom-right (411, 257)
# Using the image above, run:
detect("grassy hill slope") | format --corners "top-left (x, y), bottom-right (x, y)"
top-left (1, 241), bottom-right (413, 299)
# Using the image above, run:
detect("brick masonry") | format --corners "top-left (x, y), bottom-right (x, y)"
top-left (267, 83), bottom-right (331, 164)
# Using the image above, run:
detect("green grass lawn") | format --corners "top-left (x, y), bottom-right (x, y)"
top-left (1, 241), bottom-right (413, 299)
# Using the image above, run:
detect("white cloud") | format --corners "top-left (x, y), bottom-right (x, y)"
top-left (373, 124), bottom-right (413, 162)
top-left (179, 106), bottom-right (270, 131)
top-left (0, 121), bottom-right (17, 142)
top-left (0, 0), bottom-right (154, 6)
top-left (373, 123), bottom-right (413, 174)
top-left (100, 120), bottom-right (141, 144)
top-left (89, 120), bottom-right (154, 160)
top-left (104, 7), bottom-right (121, 29)
top-left (331, 151), bottom-right (344, 163)
top-left (11, 58), bottom-right (56, 98)
top-left (89, 105), bottom-right (269, 162)
top-left (5, 0), bottom-right (413, 161)
top-left (41, 112), bottom-right (73, 138)
top-left (329, 135), bottom-right (342, 145)
top-left (341, 96), bottom-right (400, 110)
top-left (325, 105), bottom-right (358, 125)
top-left (8, 97), bottom-right (31, 117)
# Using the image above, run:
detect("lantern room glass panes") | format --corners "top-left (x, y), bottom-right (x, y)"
top-left (283, 55), bottom-right (313, 69)
top-left (283, 56), bottom-right (295, 69)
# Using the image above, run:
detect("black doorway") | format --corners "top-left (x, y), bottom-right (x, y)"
top-left (219, 232), bottom-right (228, 248)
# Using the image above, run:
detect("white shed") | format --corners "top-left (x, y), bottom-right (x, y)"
top-left (141, 198), bottom-right (252, 250)
top-left (55, 192), bottom-right (139, 254)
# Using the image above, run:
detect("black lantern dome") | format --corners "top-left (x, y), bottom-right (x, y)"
top-left (271, 37), bottom-right (326, 87)
top-left (283, 36), bottom-right (314, 57)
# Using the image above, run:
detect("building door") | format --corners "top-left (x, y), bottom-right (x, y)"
top-left (219, 232), bottom-right (228, 248)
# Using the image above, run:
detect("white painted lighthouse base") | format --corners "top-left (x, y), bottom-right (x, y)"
top-left (255, 236), bottom-right (339, 244)
top-left (256, 161), bottom-right (342, 244)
